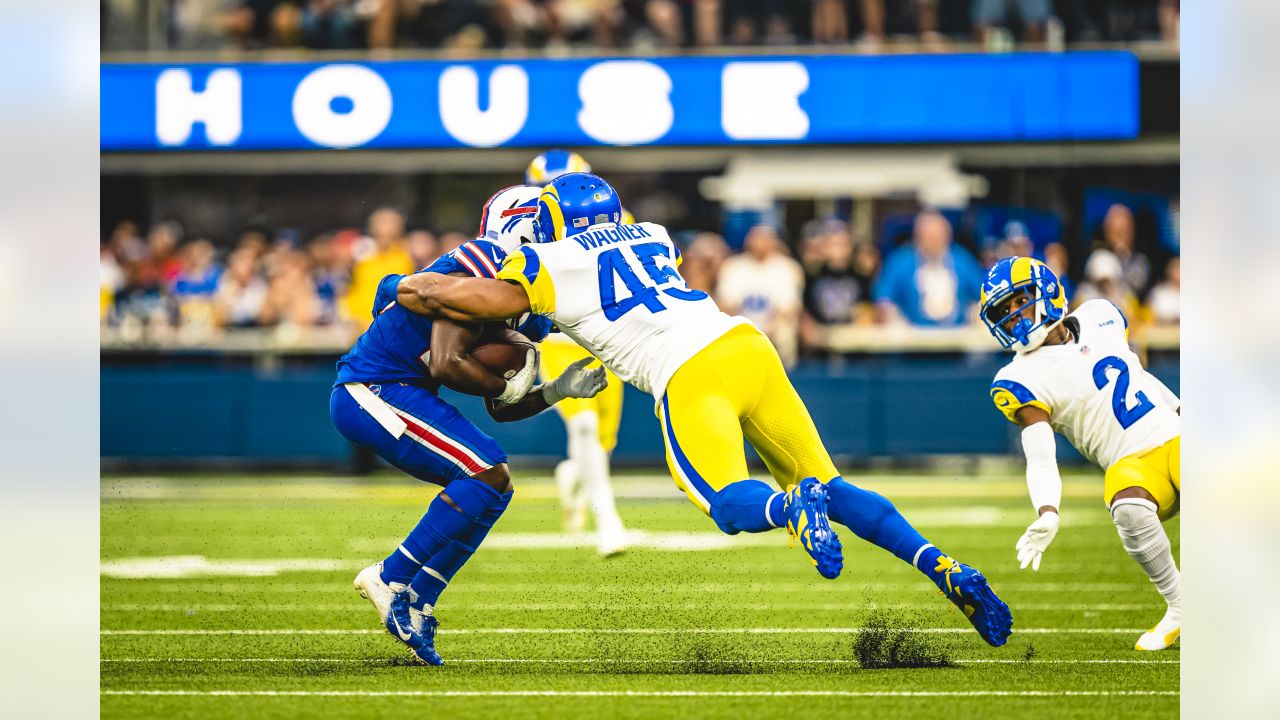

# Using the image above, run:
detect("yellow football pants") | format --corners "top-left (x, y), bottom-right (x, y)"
top-left (1103, 435), bottom-right (1181, 521)
top-left (656, 325), bottom-right (839, 514)
top-left (539, 337), bottom-right (623, 453)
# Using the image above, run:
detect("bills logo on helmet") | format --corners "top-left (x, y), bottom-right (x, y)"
top-left (478, 185), bottom-right (543, 253)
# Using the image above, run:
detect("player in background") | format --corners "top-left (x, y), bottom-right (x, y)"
top-left (980, 256), bottom-right (1181, 651)
top-left (396, 173), bottom-right (1013, 647)
top-left (333, 185), bottom-right (608, 665)
top-left (526, 150), bottom-right (628, 556)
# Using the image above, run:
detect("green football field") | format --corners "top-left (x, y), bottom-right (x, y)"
top-left (101, 470), bottom-right (1179, 719)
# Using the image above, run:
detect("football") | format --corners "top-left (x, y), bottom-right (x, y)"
top-left (470, 326), bottom-right (535, 380)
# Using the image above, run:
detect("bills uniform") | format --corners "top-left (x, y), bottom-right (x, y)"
top-left (496, 221), bottom-right (840, 512)
top-left (331, 240), bottom-right (551, 485)
top-left (990, 299), bottom-right (1182, 518)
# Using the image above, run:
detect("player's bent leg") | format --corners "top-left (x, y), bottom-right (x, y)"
top-left (330, 385), bottom-right (512, 663)
top-left (1109, 484), bottom-right (1181, 651)
top-left (657, 384), bottom-right (749, 517)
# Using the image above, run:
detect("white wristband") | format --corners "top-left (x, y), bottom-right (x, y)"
top-left (541, 380), bottom-right (564, 406)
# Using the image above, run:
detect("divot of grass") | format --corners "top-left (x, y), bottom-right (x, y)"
top-left (852, 613), bottom-right (956, 669)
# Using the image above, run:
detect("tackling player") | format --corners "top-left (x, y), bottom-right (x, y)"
top-left (395, 173), bottom-right (1013, 647)
top-left (980, 256), bottom-right (1181, 651)
top-left (332, 185), bottom-right (608, 665)
top-left (526, 150), bottom-right (628, 556)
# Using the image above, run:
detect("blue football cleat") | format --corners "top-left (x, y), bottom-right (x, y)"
top-left (386, 590), bottom-right (444, 665)
top-left (931, 555), bottom-right (1013, 647)
top-left (783, 477), bottom-right (844, 579)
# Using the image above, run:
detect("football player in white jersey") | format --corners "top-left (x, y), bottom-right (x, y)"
top-left (396, 173), bottom-right (1013, 647)
top-left (980, 256), bottom-right (1181, 651)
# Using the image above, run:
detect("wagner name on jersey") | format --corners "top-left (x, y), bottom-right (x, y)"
top-left (496, 221), bottom-right (749, 399)
top-left (989, 299), bottom-right (1180, 469)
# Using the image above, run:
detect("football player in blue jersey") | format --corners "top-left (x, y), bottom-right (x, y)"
top-left (331, 185), bottom-right (609, 665)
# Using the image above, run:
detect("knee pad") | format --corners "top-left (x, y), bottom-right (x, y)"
top-left (1111, 497), bottom-right (1166, 563)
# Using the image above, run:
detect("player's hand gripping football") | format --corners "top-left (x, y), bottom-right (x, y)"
top-left (495, 346), bottom-right (540, 405)
top-left (542, 357), bottom-right (608, 405)
top-left (1015, 511), bottom-right (1059, 571)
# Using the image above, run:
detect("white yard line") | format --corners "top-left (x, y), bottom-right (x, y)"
top-left (104, 581), bottom-right (1145, 594)
top-left (102, 657), bottom-right (1180, 665)
top-left (101, 689), bottom-right (1179, 698)
top-left (102, 602), bottom-right (1153, 613)
top-left (101, 627), bottom-right (1147, 636)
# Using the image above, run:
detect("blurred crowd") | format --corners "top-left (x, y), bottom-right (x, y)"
top-left (105, 0), bottom-right (1178, 52)
top-left (101, 200), bottom-right (1180, 360)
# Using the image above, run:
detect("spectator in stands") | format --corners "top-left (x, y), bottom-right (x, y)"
top-left (1097, 203), bottom-right (1152, 296)
top-left (438, 230), bottom-right (469, 256)
top-left (100, 242), bottom-right (125, 324)
top-left (344, 207), bottom-right (414, 328)
top-left (215, 246), bottom-right (270, 327)
top-left (224, 0), bottom-right (304, 48)
top-left (972, 0), bottom-right (1049, 44)
top-left (874, 210), bottom-right (984, 327)
top-left (171, 238), bottom-right (223, 329)
top-left (1146, 256), bottom-right (1180, 325)
top-left (812, 0), bottom-right (848, 44)
top-left (644, 0), bottom-right (686, 47)
top-left (407, 229), bottom-right (440, 269)
top-left (260, 249), bottom-right (323, 328)
top-left (1075, 248), bottom-right (1139, 320)
top-left (308, 234), bottom-right (352, 325)
top-left (801, 222), bottom-right (880, 354)
top-left (680, 232), bottom-right (730, 295)
top-left (726, 0), bottom-right (793, 46)
top-left (716, 224), bottom-right (804, 366)
top-left (1042, 241), bottom-right (1075, 302)
top-left (143, 221), bottom-right (185, 288)
top-left (803, 221), bottom-right (873, 327)
top-left (858, 0), bottom-right (945, 47)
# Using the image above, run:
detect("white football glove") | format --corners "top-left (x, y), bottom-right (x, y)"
top-left (1015, 511), bottom-right (1060, 572)
top-left (542, 357), bottom-right (608, 405)
top-left (495, 347), bottom-right (539, 405)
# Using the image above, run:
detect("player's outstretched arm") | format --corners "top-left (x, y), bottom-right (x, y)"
top-left (397, 273), bottom-right (532, 322)
top-left (1014, 406), bottom-right (1062, 571)
top-left (487, 358), bottom-right (608, 423)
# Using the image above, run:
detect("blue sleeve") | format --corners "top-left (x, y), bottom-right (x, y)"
top-left (423, 253), bottom-right (462, 276)
top-left (873, 250), bottom-right (907, 304)
top-left (372, 274), bottom-right (405, 318)
top-left (515, 314), bottom-right (554, 343)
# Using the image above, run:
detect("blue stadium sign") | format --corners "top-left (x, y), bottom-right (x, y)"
top-left (100, 52), bottom-right (1138, 151)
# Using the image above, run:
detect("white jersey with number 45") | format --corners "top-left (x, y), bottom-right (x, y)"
top-left (496, 222), bottom-right (750, 399)
top-left (990, 300), bottom-right (1180, 469)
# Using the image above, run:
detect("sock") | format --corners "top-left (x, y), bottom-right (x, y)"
top-left (825, 477), bottom-right (944, 578)
top-left (409, 490), bottom-right (513, 611)
top-left (567, 413), bottom-right (625, 537)
top-left (709, 479), bottom-right (785, 535)
top-left (380, 478), bottom-right (503, 586)
top-left (1111, 498), bottom-right (1181, 618)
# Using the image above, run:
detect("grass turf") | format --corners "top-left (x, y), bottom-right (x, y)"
top-left (101, 470), bottom-right (1179, 719)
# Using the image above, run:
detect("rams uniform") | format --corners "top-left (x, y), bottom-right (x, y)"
top-left (497, 220), bottom-right (839, 512)
top-left (991, 299), bottom-right (1181, 519)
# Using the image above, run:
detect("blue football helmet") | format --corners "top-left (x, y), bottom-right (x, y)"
top-left (980, 256), bottom-right (1067, 353)
top-left (525, 149), bottom-right (592, 186)
top-left (533, 172), bottom-right (623, 243)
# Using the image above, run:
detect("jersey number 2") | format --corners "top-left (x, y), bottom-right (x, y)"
top-left (1092, 356), bottom-right (1155, 429)
top-left (597, 242), bottom-right (707, 321)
